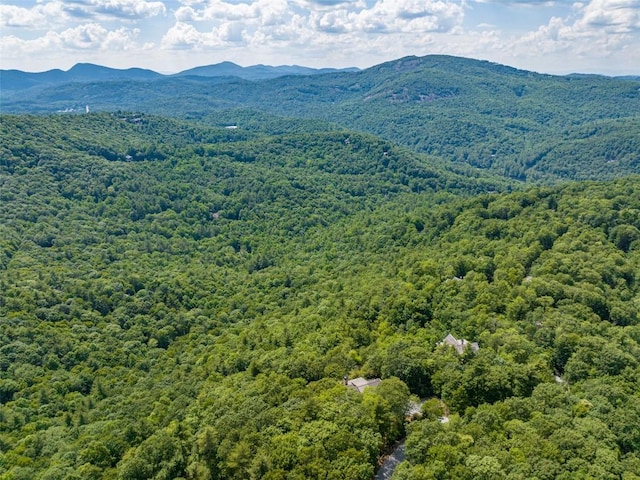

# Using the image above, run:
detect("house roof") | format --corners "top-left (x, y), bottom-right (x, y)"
top-left (441, 333), bottom-right (479, 354)
top-left (346, 377), bottom-right (382, 393)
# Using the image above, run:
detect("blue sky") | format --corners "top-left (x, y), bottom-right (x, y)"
top-left (1, 0), bottom-right (638, 75)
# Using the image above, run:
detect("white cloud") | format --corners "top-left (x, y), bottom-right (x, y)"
top-left (307, 0), bottom-right (465, 33)
top-left (304, 0), bottom-right (358, 5)
top-left (104, 26), bottom-right (143, 49)
top-left (162, 21), bottom-right (232, 47)
top-left (58, 23), bottom-right (110, 48)
top-left (0, 2), bottom-right (66, 28)
top-left (174, 0), bottom-right (260, 22)
top-left (0, 0), bottom-right (165, 29)
top-left (463, 0), bottom-right (639, 74)
top-left (0, 23), bottom-right (142, 55)
top-left (174, 6), bottom-right (198, 21)
top-left (577, 0), bottom-right (640, 33)
top-left (166, 0), bottom-right (464, 50)
top-left (309, 9), bottom-right (352, 32)
top-left (91, 0), bottom-right (167, 19)
top-left (259, 0), bottom-right (293, 26)
top-left (470, 0), bottom-right (572, 5)
top-left (517, 0), bottom-right (639, 53)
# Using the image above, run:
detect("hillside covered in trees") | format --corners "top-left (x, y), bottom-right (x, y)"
top-left (0, 107), bottom-right (639, 480)
top-left (2, 55), bottom-right (639, 183)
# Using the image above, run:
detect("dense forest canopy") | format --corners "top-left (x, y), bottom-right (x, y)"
top-left (0, 55), bottom-right (639, 480)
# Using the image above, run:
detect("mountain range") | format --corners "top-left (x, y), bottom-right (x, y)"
top-left (0, 61), bottom-right (358, 91)
top-left (4, 54), bottom-right (636, 183)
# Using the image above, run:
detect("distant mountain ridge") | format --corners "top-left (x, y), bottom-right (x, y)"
top-left (1, 54), bottom-right (638, 183)
top-left (174, 61), bottom-right (358, 79)
top-left (0, 64), bottom-right (161, 91)
top-left (0, 61), bottom-right (359, 91)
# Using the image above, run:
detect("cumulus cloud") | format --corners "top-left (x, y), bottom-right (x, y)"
top-left (175, 1), bottom-right (259, 22)
top-left (578, 0), bottom-right (640, 32)
top-left (176, 0), bottom-right (293, 25)
top-left (161, 21), bottom-right (208, 47)
top-left (166, 1), bottom-right (290, 48)
top-left (92, 0), bottom-right (167, 19)
top-left (64, 0), bottom-right (166, 19)
top-left (59, 23), bottom-right (110, 48)
top-left (0, 0), bottom-right (165, 30)
top-left (517, 0), bottom-right (639, 53)
top-left (162, 20), bottom-right (243, 48)
top-left (0, 2), bottom-right (65, 28)
top-left (166, 0), bottom-right (464, 50)
top-left (517, 16), bottom-right (576, 55)
top-left (471, 0), bottom-right (569, 5)
top-left (0, 23), bottom-right (141, 55)
top-left (306, 0), bottom-right (357, 5)
top-left (464, 0), bottom-right (636, 74)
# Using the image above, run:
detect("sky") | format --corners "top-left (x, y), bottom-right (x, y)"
top-left (0, 0), bottom-right (638, 76)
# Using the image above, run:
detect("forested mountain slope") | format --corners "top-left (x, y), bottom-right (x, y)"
top-left (0, 112), bottom-right (499, 479)
top-left (0, 113), bottom-right (639, 479)
top-left (2, 55), bottom-right (639, 182)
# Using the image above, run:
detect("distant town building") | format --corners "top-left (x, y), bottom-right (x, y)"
top-left (440, 333), bottom-right (479, 355)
